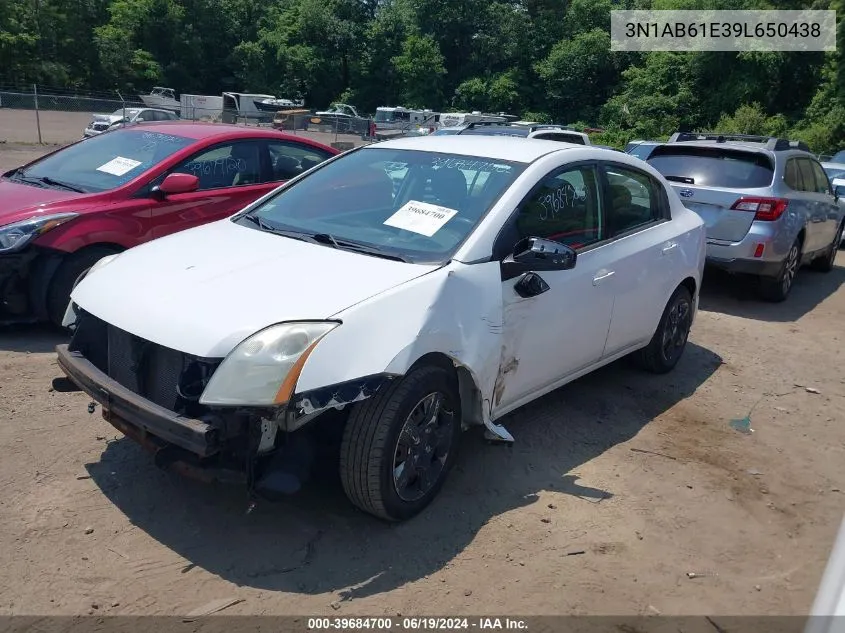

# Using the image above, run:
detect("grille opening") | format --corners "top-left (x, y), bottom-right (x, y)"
top-left (69, 310), bottom-right (222, 415)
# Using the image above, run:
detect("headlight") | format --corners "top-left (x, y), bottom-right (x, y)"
top-left (199, 322), bottom-right (339, 406)
top-left (0, 213), bottom-right (79, 253)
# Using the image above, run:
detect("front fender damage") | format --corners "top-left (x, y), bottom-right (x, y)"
top-left (291, 261), bottom-right (514, 442)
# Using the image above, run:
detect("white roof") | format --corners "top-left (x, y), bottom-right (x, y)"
top-left (368, 135), bottom-right (575, 163)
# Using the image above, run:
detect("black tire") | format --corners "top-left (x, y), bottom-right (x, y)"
top-left (810, 222), bottom-right (843, 273)
top-left (759, 238), bottom-right (801, 302)
top-left (46, 246), bottom-right (119, 327)
top-left (339, 364), bottom-right (462, 521)
top-left (639, 285), bottom-right (693, 374)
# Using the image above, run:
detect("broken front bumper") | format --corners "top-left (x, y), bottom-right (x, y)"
top-left (56, 344), bottom-right (220, 457)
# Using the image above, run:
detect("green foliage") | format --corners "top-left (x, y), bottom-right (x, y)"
top-left (1, 0), bottom-right (843, 154)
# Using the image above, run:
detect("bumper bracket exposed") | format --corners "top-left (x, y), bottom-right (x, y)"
top-left (56, 344), bottom-right (220, 457)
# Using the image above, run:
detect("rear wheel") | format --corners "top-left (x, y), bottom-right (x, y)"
top-left (339, 365), bottom-right (461, 521)
top-left (759, 239), bottom-right (801, 302)
top-left (810, 223), bottom-right (843, 273)
top-left (639, 285), bottom-right (693, 374)
top-left (46, 247), bottom-right (119, 327)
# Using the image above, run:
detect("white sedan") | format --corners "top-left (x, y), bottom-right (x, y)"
top-left (57, 135), bottom-right (705, 521)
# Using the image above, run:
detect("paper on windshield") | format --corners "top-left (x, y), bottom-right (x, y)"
top-left (97, 156), bottom-right (143, 177)
top-left (383, 200), bottom-right (458, 237)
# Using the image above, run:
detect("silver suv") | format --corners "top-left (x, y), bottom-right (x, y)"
top-left (647, 133), bottom-right (844, 301)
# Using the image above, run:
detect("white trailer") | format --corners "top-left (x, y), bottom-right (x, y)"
top-left (222, 92), bottom-right (276, 122)
top-left (180, 94), bottom-right (224, 121)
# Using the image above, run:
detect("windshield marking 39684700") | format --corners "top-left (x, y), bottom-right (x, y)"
top-left (239, 147), bottom-right (525, 264)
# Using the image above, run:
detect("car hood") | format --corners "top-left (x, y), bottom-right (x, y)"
top-left (71, 219), bottom-right (440, 358)
top-left (0, 180), bottom-right (91, 226)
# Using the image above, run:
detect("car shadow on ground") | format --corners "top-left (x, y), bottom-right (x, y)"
top-left (698, 262), bottom-right (845, 323)
top-left (84, 341), bottom-right (722, 599)
top-left (0, 323), bottom-right (68, 353)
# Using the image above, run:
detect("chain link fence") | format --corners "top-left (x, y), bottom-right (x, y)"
top-left (0, 84), bottom-right (377, 146)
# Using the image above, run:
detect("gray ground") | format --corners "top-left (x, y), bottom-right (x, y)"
top-left (1, 143), bottom-right (844, 617)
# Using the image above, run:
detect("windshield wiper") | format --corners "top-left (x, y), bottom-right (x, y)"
top-left (38, 176), bottom-right (86, 192)
top-left (18, 174), bottom-right (86, 192)
top-left (313, 235), bottom-right (410, 262)
top-left (239, 217), bottom-right (410, 262)
top-left (239, 215), bottom-right (315, 241)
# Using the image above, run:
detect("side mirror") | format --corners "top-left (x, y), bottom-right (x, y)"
top-left (153, 172), bottom-right (199, 197)
top-left (510, 236), bottom-right (577, 271)
top-left (835, 185), bottom-right (845, 200)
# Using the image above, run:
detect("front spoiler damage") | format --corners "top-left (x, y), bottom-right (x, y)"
top-left (56, 343), bottom-right (403, 489)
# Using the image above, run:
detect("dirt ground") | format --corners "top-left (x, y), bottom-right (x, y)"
top-left (1, 144), bottom-right (844, 618)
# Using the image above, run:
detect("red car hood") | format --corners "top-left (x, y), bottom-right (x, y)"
top-left (0, 179), bottom-right (106, 227)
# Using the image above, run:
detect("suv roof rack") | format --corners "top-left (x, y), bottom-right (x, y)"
top-left (668, 132), bottom-right (810, 152)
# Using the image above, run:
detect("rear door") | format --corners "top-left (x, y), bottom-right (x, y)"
top-left (600, 162), bottom-right (679, 356)
top-left (647, 145), bottom-right (775, 242)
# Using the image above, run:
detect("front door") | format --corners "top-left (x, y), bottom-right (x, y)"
top-left (146, 140), bottom-right (273, 240)
top-left (491, 163), bottom-right (615, 416)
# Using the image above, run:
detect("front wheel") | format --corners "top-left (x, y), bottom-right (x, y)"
top-left (339, 365), bottom-right (462, 521)
top-left (638, 285), bottom-right (693, 374)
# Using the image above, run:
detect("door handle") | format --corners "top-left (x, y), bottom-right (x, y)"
top-left (592, 270), bottom-right (615, 285)
top-left (662, 242), bottom-right (678, 255)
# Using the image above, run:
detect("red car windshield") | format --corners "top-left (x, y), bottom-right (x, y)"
top-left (16, 129), bottom-right (193, 193)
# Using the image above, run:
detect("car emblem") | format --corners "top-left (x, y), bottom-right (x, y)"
top-left (679, 188), bottom-right (694, 198)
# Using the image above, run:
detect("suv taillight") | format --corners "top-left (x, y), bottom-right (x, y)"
top-left (731, 197), bottom-right (789, 221)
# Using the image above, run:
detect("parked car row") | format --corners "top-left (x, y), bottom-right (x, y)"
top-left (0, 123), bottom-right (339, 325)
top-left (84, 107), bottom-right (181, 137)
top-left (2, 121), bottom-right (842, 522)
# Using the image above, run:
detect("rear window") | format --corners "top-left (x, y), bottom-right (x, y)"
top-left (647, 146), bottom-right (774, 189)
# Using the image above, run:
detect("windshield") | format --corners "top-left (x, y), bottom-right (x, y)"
top-left (238, 147), bottom-right (526, 264)
top-left (832, 151), bottom-right (845, 164)
top-left (628, 143), bottom-right (657, 160)
top-left (648, 146), bottom-right (774, 188)
top-left (15, 129), bottom-right (193, 193)
top-left (824, 166), bottom-right (845, 181)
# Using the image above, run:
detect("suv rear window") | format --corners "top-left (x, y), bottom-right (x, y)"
top-left (647, 146), bottom-right (774, 189)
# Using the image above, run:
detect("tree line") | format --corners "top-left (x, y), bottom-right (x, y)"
top-left (1, 0), bottom-right (843, 152)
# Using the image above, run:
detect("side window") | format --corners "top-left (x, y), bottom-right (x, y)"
top-left (169, 142), bottom-right (262, 190)
top-left (784, 159), bottom-right (802, 190)
top-left (809, 160), bottom-right (831, 194)
top-left (603, 165), bottom-right (663, 237)
top-left (797, 159), bottom-right (817, 193)
top-left (266, 141), bottom-right (334, 182)
top-left (514, 165), bottom-right (603, 249)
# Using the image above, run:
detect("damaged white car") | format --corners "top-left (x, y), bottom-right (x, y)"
top-left (57, 135), bottom-right (705, 521)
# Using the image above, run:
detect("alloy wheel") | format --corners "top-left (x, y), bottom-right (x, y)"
top-left (392, 392), bottom-right (455, 502)
top-left (782, 244), bottom-right (799, 295)
top-left (660, 297), bottom-right (691, 365)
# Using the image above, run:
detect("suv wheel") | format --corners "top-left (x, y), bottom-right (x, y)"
top-left (339, 365), bottom-right (462, 521)
top-left (810, 222), bottom-right (843, 273)
top-left (760, 239), bottom-right (801, 302)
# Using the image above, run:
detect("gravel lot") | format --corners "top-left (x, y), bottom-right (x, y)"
top-left (1, 143), bottom-right (844, 618)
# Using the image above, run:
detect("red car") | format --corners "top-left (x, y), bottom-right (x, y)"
top-left (0, 122), bottom-right (339, 326)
